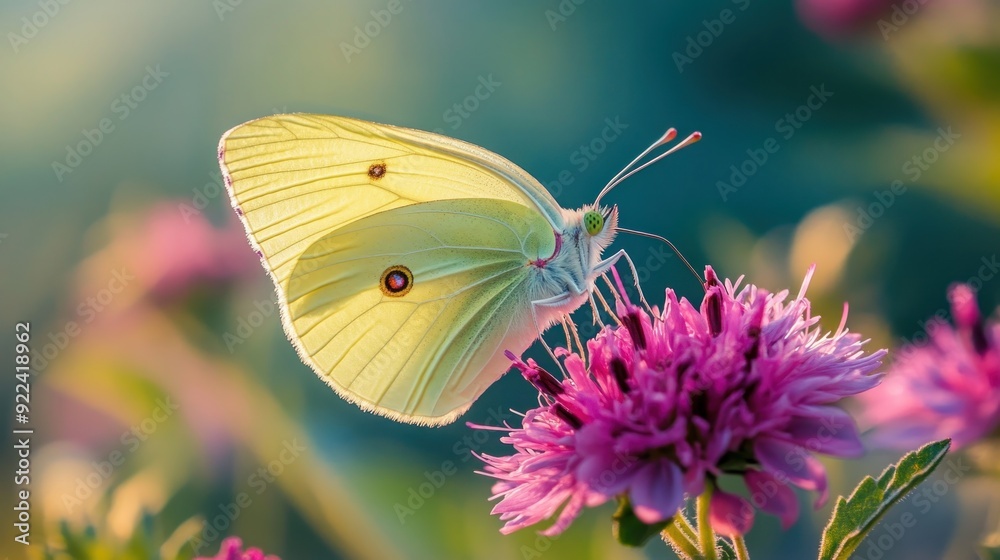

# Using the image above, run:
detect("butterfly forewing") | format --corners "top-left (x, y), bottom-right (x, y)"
top-left (220, 114), bottom-right (564, 292)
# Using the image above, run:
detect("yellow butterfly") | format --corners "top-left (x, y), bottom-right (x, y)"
top-left (218, 114), bottom-right (699, 425)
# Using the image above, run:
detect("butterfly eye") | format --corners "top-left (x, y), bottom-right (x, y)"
top-left (583, 211), bottom-right (604, 236)
top-left (380, 265), bottom-right (413, 297)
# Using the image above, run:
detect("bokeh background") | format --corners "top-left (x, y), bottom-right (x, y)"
top-left (2, 1), bottom-right (1000, 559)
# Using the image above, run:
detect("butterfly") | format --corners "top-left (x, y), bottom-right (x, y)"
top-left (218, 114), bottom-right (700, 425)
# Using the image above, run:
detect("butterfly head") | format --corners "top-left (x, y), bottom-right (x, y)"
top-left (581, 204), bottom-right (618, 253)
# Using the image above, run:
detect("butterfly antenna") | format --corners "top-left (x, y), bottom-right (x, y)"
top-left (615, 227), bottom-right (706, 291)
top-left (594, 129), bottom-right (702, 207)
top-left (599, 128), bottom-right (676, 201)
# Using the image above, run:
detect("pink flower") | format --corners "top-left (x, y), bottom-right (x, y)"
top-left (195, 537), bottom-right (280, 560)
top-left (78, 201), bottom-right (260, 302)
top-left (136, 203), bottom-right (259, 298)
top-left (863, 284), bottom-right (1000, 450)
top-left (473, 266), bottom-right (884, 536)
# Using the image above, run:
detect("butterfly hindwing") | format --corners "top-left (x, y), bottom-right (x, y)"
top-left (286, 198), bottom-right (556, 424)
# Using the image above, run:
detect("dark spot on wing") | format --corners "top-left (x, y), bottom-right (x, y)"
top-left (368, 162), bottom-right (387, 180)
top-left (380, 265), bottom-right (413, 297)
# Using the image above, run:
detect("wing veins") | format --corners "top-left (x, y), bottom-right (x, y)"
top-left (290, 259), bottom-right (523, 326)
top-left (254, 196), bottom-right (403, 247)
top-left (297, 244), bottom-right (523, 270)
top-left (403, 274), bottom-right (525, 413)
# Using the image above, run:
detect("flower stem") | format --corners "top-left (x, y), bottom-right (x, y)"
top-left (733, 534), bottom-right (750, 560)
top-left (662, 516), bottom-right (701, 559)
top-left (698, 487), bottom-right (717, 560)
top-left (674, 506), bottom-right (698, 544)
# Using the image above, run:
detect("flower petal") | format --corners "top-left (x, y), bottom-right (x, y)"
top-left (786, 407), bottom-right (864, 458)
top-left (473, 265), bottom-right (882, 537)
top-left (629, 461), bottom-right (683, 524)
top-left (948, 283), bottom-right (980, 329)
top-left (754, 437), bottom-right (829, 506)
top-left (744, 469), bottom-right (799, 529)
top-left (541, 488), bottom-right (587, 536)
top-left (710, 488), bottom-right (754, 536)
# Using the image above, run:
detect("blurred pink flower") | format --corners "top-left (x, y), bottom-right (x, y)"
top-left (195, 537), bottom-right (280, 560)
top-left (796, 0), bottom-right (895, 37)
top-left (125, 202), bottom-right (259, 299)
top-left (863, 284), bottom-right (1000, 450)
top-left (43, 200), bottom-right (266, 466)
top-left (474, 266), bottom-right (884, 536)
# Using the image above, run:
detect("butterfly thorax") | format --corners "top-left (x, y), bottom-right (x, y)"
top-left (526, 205), bottom-right (618, 303)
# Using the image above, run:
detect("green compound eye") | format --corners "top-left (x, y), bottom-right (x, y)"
top-left (583, 211), bottom-right (604, 236)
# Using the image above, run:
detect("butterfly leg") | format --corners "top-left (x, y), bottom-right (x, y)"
top-left (590, 286), bottom-right (621, 327)
top-left (529, 292), bottom-right (577, 378)
top-left (592, 248), bottom-right (624, 276)
top-left (588, 292), bottom-right (607, 329)
top-left (594, 249), bottom-right (653, 315)
top-left (560, 314), bottom-right (587, 361)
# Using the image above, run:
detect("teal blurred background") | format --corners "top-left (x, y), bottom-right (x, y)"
top-left (2, 1), bottom-right (1000, 559)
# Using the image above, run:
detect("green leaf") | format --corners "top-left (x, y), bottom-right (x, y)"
top-left (818, 439), bottom-right (951, 560)
top-left (612, 496), bottom-right (671, 547)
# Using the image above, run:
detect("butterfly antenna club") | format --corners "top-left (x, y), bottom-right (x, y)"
top-left (594, 129), bottom-right (701, 207)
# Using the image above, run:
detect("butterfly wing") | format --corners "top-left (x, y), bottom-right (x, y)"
top-left (288, 198), bottom-right (557, 425)
top-left (219, 113), bottom-right (564, 294)
top-left (220, 114), bottom-right (570, 424)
